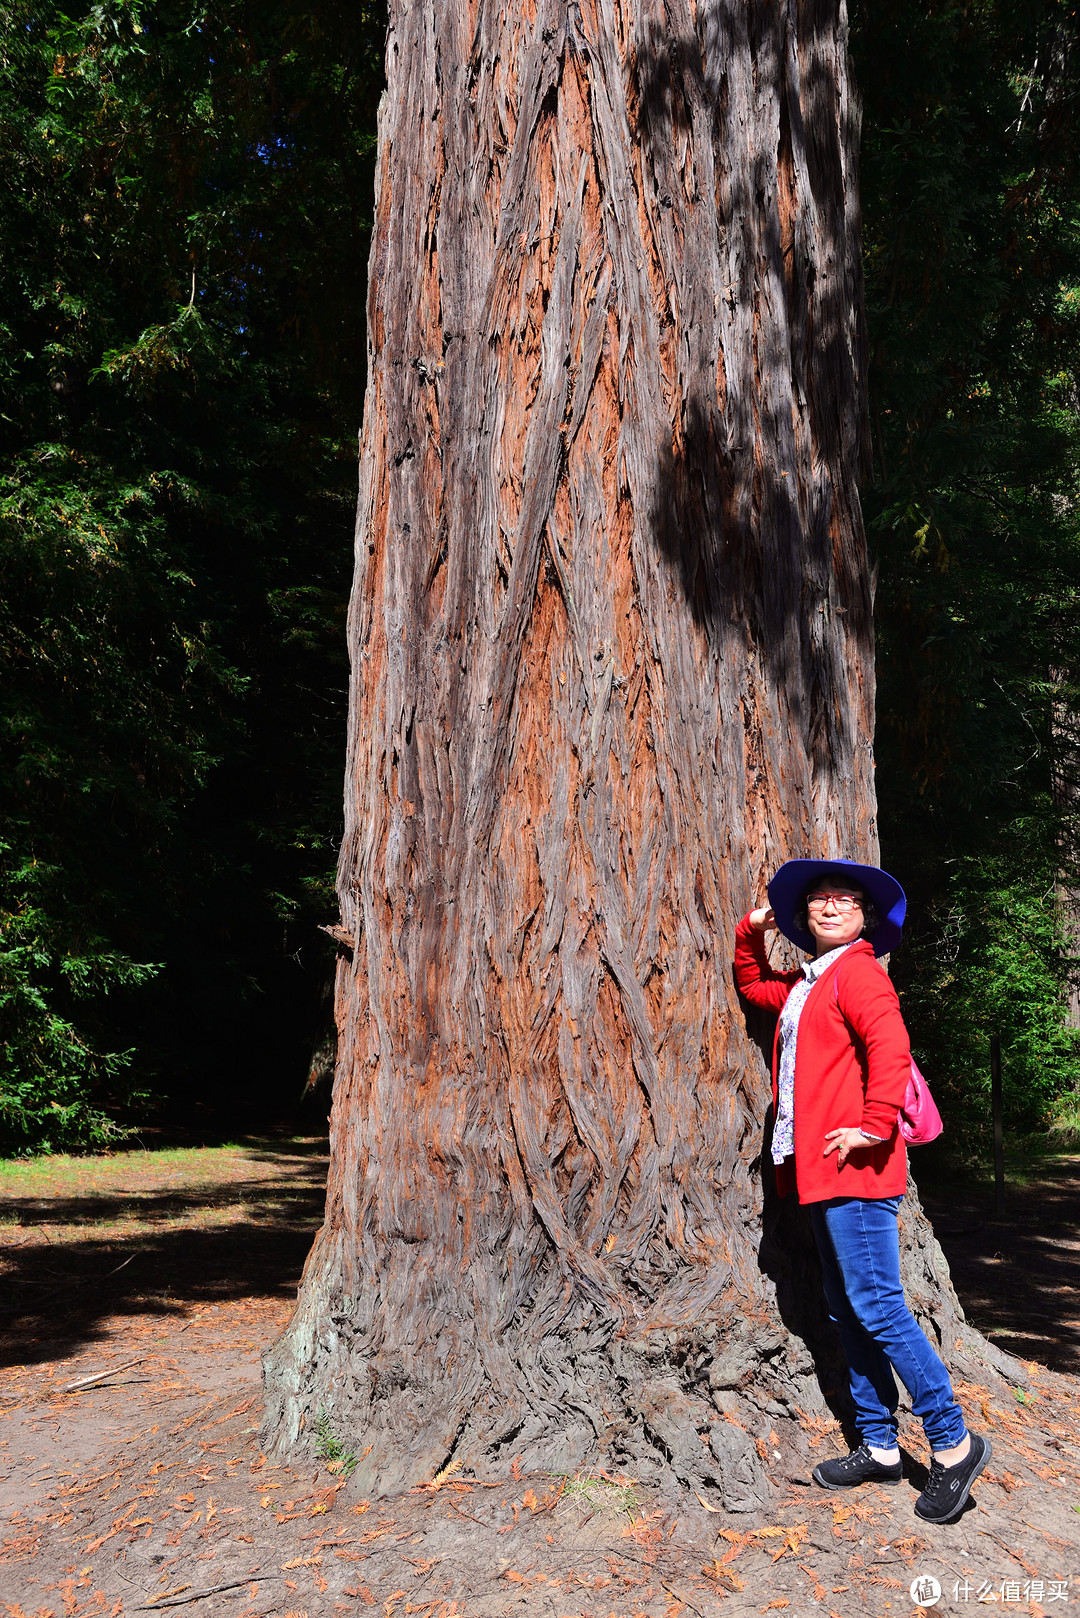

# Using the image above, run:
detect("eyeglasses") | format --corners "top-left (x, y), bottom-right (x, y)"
top-left (806, 892), bottom-right (863, 913)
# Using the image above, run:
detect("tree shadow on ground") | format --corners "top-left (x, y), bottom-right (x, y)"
top-left (917, 1156), bottom-right (1080, 1376)
top-left (0, 1137), bottom-right (329, 1369)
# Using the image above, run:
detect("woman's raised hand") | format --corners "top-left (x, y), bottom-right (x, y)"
top-left (749, 905), bottom-right (777, 932)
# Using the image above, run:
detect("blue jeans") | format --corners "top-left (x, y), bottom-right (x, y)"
top-left (809, 1196), bottom-right (967, 1453)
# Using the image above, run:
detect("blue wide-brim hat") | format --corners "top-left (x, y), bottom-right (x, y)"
top-left (766, 858), bottom-right (906, 957)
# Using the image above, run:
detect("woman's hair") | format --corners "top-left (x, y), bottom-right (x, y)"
top-left (794, 882), bottom-right (880, 942)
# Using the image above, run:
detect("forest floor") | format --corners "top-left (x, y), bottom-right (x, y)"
top-left (1, 1134), bottom-right (1078, 1618)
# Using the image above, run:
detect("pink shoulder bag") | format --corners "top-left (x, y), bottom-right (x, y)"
top-left (899, 1060), bottom-right (943, 1145)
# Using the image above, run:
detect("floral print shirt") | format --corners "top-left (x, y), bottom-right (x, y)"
top-left (771, 943), bottom-right (852, 1166)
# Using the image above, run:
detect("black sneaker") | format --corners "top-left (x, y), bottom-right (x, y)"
top-left (812, 1444), bottom-right (903, 1490)
top-left (914, 1432), bottom-right (991, 1524)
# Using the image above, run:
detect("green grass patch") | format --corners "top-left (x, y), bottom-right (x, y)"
top-left (0, 1136), bottom-right (328, 1246)
top-left (0, 1144), bottom-right (246, 1194)
top-left (314, 1405), bottom-right (358, 1478)
top-left (556, 1472), bottom-right (640, 1517)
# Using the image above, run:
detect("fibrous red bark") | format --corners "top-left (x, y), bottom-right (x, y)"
top-left (263, 0), bottom-right (995, 1506)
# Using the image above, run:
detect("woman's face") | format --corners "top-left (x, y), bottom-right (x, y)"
top-left (805, 880), bottom-right (866, 953)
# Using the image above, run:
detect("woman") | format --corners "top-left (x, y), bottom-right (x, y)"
top-left (733, 857), bottom-right (989, 1526)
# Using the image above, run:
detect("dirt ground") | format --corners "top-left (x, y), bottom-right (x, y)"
top-left (1, 1137), bottom-right (1078, 1618)
top-left (918, 1151), bottom-right (1080, 1377)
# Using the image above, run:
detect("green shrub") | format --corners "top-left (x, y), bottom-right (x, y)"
top-left (895, 844), bottom-right (1080, 1134)
top-left (0, 848), bottom-right (156, 1152)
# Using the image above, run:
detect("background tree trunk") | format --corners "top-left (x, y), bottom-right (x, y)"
top-left (1051, 667), bottom-right (1080, 1029)
top-left (264, 0), bottom-right (991, 1506)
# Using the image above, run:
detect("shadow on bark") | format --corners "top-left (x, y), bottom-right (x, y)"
top-left (739, 997), bottom-right (861, 1442)
top-left (637, 6), bottom-right (873, 770)
top-left (757, 1159), bottom-right (861, 1446)
top-left (629, 19), bottom-right (696, 147)
top-left (649, 397), bottom-right (738, 650)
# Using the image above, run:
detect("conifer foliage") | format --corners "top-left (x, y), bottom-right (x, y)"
top-left (0, 0), bottom-right (383, 1149)
top-left (856, 0), bottom-right (1080, 1130)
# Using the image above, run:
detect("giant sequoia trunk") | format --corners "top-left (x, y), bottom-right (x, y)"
top-left (263, 0), bottom-right (978, 1505)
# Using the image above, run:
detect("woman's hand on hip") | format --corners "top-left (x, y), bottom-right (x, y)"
top-left (749, 905), bottom-right (777, 932)
top-left (823, 1127), bottom-right (874, 1165)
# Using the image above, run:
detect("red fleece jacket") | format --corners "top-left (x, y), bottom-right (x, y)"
top-left (733, 913), bottom-right (909, 1204)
